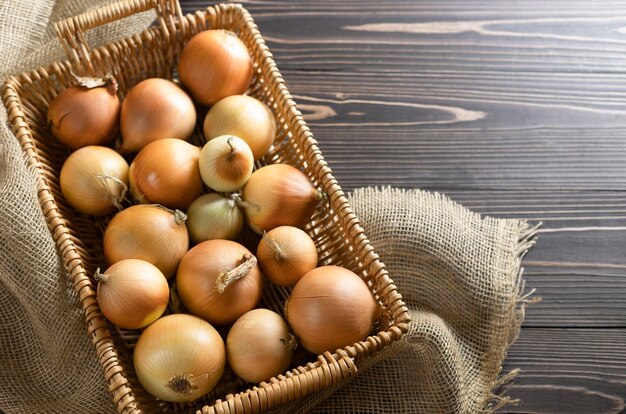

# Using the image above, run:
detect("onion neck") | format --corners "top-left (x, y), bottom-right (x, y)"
top-left (153, 204), bottom-right (188, 225)
top-left (262, 231), bottom-right (285, 261)
top-left (215, 254), bottom-right (257, 294)
top-left (93, 268), bottom-right (107, 283)
top-left (96, 174), bottom-right (127, 210)
top-left (226, 136), bottom-right (237, 160)
top-left (173, 209), bottom-right (188, 225)
top-left (70, 70), bottom-right (119, 95)
top-left (231, 193), bottom-right (259, 212)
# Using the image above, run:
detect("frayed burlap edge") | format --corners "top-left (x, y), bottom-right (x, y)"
top-left (485, 219), bottom-right (541, 413)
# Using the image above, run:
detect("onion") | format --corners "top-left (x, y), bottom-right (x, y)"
top-left (257, 226), bottom-right (318, 286)
top-left (186, 193), bottom-right (244, 244)
top-left (103, 204), bottom-right (189, 279)
top-left (59, 146), bottom-right (129, 216)
top-left (285, 266), bottom-right (380, 354)
top-left (120, 78), bottom-right (196, 152)
top-left (241, 164), bottom-right (324, 233)
top-left (226, 309), bottom-right (296, 383)
top-left (203, 95), bottom-right (276, 160)
top-left (198, 135), bottom-right (253, 192)
top-left (47, 74), bottom-right (120, 149)
top-left (176, 239), bottom-right (263, 325)
top-left (95, 259), bottom-right (169, 329)
top-left (134, 314), bottom-right (225, 402)
top-left (178, 30), bottom-right (253, 105)
top-left (129, 138), bottom-right (203, 210)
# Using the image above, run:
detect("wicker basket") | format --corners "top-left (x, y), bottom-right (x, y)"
top-left (2, 0), bottom-right (410, 412)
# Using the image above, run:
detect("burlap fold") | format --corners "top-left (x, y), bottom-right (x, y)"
top-left (0, 2), bottom-right (538, 413)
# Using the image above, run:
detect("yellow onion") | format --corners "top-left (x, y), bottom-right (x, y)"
top-left (241, 164), bottom-right (324, 233)
top-left (47, 74), bottom-right (120, 149)
top-left (178, 30), bottom-right (252, 105)
top-left (129, 138), bottom-right (203, 210)
top-left (198, 135), bottom-right (254, 192)
top-left (203, 95), bottom-right (276, 160)
top-left (176, 239), bottom-right (263, 325)
top-left (186, 193), bottom-right (244, 244)
top-left (59, 146), bottom-right (129, 216)
top-left (120, 78), bottom-right (196, 152)
top-left (103, 204), bottom-right (189, 279)
top-left (226, 309), bottom-right (296, 383)
top-left (134, 314), bottom-right (225, 402)
top-left (95, 259), bottom-right (169, 329)
top-left (285, 266), bottom-right (380, 354)
top-left (257, 226), bottom-right (318, 286)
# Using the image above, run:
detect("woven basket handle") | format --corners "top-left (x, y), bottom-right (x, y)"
top-left (54, 0), bottom-right (183, 74)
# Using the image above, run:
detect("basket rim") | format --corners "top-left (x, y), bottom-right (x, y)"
top-left (1, 2), bottom-right (411, 413)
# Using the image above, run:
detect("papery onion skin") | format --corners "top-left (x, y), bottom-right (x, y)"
top-left (129, 138), bottom-right (203, 210)
top-left (60, 146), bottom-right (129, 216)
top-left (103, 204), bottom-right (189, 279)
top-left (285, 266), bottom-right (379, 355)
top-left (203, 95), bottom-right (276, 160)
top-left (48, 78), bottom-right (120, 149)
top-left (179, 30), bottom-right (253, 105)
top-left (120, 78), bottom-right (196, 152)
top-left (241, 164), bottom-right (323, 233)
top-left (257, 226), bottom-right (318, 286)
top-left (198, 135), bottom-right (254, 192)
top-left (176, 239), bottom-right (263, 325)
top-left (226, 308), bottom-right (295, 383)
top-left (96, 259), bottom-right (169, 329)
top-left (134, 314), bottom-right (225, 402)
top-left (186, 193), bottom-right (244, 243)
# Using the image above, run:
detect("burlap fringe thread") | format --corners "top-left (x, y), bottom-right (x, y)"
top-left (485, 221), bottom-right (542, 413)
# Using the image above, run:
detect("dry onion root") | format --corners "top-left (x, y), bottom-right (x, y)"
top-left (59, 145), bottom-right (129, 216)
top-left (47, 73), bottom-right (120, 149)
top-left (134, 314), bottom-right (225, 402)
top-left (226, 308), bottom-right (296, 383)
top-left (176, 239), bottom-right (263, 325)
top-left (285, 266), bottom-right (380, 354)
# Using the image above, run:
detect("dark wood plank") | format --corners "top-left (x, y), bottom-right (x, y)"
top-left (183, 0), bottom-right (626, 73)
top-left (273, 70), bottom-right (626, 191)
top-left (501, 328), bottom-right (626, 413)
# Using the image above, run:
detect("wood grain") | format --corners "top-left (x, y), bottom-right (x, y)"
top-left (179, 0), bottom-right (626, 412)
top-left (501, 329), bottom-right (626, 414)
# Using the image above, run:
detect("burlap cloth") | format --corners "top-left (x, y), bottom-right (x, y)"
top-left (0, 1), bottom-right (539, 413)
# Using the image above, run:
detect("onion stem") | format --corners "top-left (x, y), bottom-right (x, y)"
top-left (215, 253), bottom-right (257, 293)
top-left (93, 267), bottom-right (106, 283)
top-left (262, 231), bottom-right (285, 261)
top-left (151, 204), bottom-right (188, 225)
top-left (231, 193), bottom-right (260, 212)
top-left (226, 136), bottom-right (236, 160)
top-left (96, 174), bottom-right (128, 210)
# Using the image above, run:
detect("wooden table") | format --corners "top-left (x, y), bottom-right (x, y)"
top-left (180, 1), bottom-right (626, 412)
